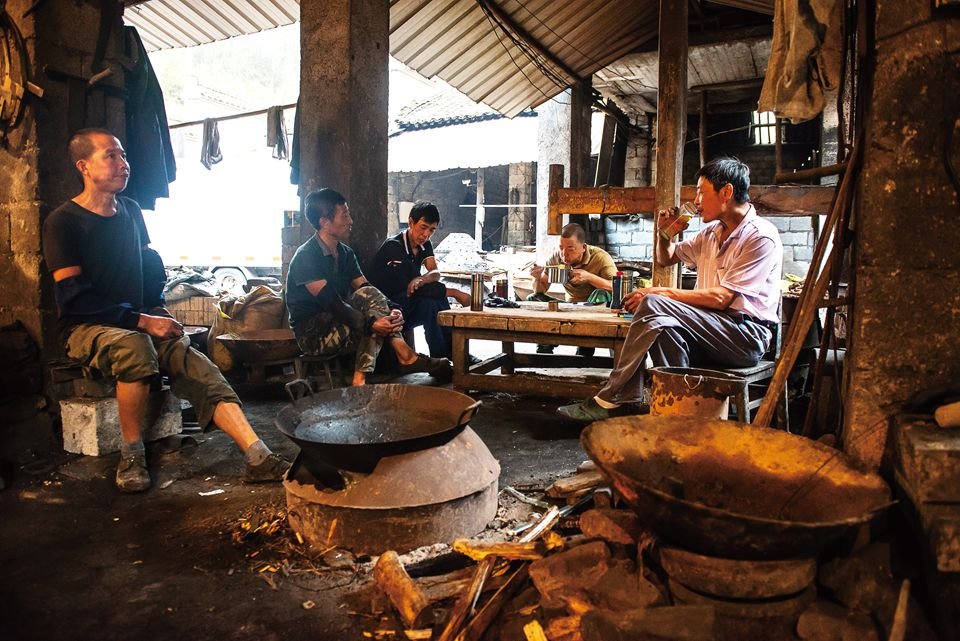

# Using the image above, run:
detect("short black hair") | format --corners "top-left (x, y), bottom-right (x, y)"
top-left (304, 188), bottom-right (346, 230)
top-left (695, 157), bottom-right (751, 203)
top-left (68, 128), bottom-right (116, 165)
top-left (560, 223), bottom-right (586, 243)
top-left (409, 201), bottom-right (440, 225)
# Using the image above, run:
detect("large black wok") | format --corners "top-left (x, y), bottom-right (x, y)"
top-left (276, 382), bottom-right (481, 473)
top-left (582, 415), bottom-right (892, 559)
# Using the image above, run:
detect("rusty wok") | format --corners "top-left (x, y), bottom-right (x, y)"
top-left (276, 383), bottom-right (481, 473)
top-left (581, 415), bottom-right (892, 559)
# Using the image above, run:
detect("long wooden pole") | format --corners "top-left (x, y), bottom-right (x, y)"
top-left (753, 139), bottom-right (862, 427)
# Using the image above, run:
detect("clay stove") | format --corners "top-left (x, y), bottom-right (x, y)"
top-left (277, 384), bottom-right (500, 555)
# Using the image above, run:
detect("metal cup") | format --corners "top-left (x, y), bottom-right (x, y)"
top-left (470, 273), bottom-right (485, 312)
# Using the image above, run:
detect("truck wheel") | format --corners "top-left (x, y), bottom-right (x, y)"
top-left (214, 267), bottom-right (248, 294)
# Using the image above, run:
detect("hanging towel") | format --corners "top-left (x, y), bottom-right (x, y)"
top-left (758, 0), bottom-right (843, 123)
top-left (123, 26), bottom-right (177, 210)
top-left (289, 96), bottom-right (301, 192)
top-left (266, 106), bottom-right (289, 160)
top-left (201, 118), bottom-right (223, 169)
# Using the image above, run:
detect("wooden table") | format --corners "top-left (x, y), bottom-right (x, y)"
top-left (438, 302), bottom-right (631, 397)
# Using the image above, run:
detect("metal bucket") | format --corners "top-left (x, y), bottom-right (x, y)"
top-left (649, 367), bottom-right (745, 419)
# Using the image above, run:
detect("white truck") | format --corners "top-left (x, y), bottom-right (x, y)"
top-left (144, 121), bottom-right (299, 294)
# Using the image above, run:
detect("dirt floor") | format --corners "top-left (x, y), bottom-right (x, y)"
top-left (0, 366), bottom-right (591, 641)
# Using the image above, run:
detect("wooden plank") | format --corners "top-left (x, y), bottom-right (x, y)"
top-left (512, 354), bottom-right (615, 369)
top-left (450, 328), bottom-right (621, 350)
top-left (548, 184), bottom-right (836, 218)
top-left (452, 371), bottom-right (606, 398)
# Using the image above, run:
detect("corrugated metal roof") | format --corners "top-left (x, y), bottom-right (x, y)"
top-left (594, 35), bottom-right (772, 115)
top-left (123, 0), bottom-right (299, 51)
top-left (390, 0), bottom-right (660, 117)
top-left (124, 0), bottom-right (775, 118)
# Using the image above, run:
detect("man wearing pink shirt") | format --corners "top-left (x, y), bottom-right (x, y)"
top-left (558, 157), bottom-right (782, 422)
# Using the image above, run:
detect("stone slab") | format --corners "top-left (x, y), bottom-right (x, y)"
top-left (61, 389), bottom-right (182, 456)
top-left (895, 415), bottom-right (960, 502)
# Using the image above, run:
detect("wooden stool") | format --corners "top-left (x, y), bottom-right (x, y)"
top-left (294, 354), bottom-right (343, 391)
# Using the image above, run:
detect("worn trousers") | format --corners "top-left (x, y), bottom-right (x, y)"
top-left (393, 293), bottom-right (452, 358)
top-left (597, 294), bottom-right (771, 405)
top-left (296, 285), bottom-right (393, 374)
top-left (66, 323), bottom-right (240, 429)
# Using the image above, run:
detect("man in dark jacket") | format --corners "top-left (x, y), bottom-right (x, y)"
top-left (42, 129), bottom-right (287, 493)
top-left (368, 201), bottom-right (469, 358)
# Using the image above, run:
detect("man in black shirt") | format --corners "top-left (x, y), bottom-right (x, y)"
top-left (369, 201), bottom-right (469, 358)
top-left (42, 128), bottom-right (287, 493)
top-left (285, 189), bottom-right (452, 386)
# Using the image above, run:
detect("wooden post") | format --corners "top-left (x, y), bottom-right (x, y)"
top-left (653, 0), bottom-right (688, 288)
top-left (775, 117), bottom-right (783, 176)
top-left (548, 164), bottom-right (564, 235)
top-left (699, 90), bottom-right (708, 167)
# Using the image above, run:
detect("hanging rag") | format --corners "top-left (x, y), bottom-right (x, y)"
top-left (289, 95), bottom-right (301, 192)
top-left (201, 118), bottom-right (223, 169)
top-left (266, 105), bottom-right (289, 160)
top-left (758, 0), bottom-right (843, 124)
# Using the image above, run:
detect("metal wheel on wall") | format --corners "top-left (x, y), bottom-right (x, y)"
top-left (0, 9), bottom-right (42, 144)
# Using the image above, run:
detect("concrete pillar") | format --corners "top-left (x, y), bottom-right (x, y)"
top-left (506, 162), bottom-right (536, 246)
top-left (535, 84), bottom-right (592, 260)
top-left (299, 0), bottom-right (389, 266)
top-left (843, 0), bottom-right (960, 468)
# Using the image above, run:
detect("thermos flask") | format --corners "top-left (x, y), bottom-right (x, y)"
top-left (611, 271), bottom-right (623, 310)
top-left (470, 273), bottom-right (485, 312)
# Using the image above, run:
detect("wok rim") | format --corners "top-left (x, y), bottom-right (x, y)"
top-left (276, 383), bottom-right (480, 447)
top-left (582, 417), bottom-right (893, 532)
top-left (606, 466), bottom-right (894, 532)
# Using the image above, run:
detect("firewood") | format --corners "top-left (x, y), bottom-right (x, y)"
top-left (546, 470), bottom-right (605, 498)
top-left (545, 615), bottom-right (583, 641)
top-left (416, 566), bottom-right (509, 603)
top-left (523, 620), bottom-right (549, 641)
top-left (452, 537), bottom-right (563, 562)
top-left (454, 565), bottom-right (528, 641)
top-left (438, 508), bottom-right (561, 641)
top-left (374, 550), bottom-right (430, 629)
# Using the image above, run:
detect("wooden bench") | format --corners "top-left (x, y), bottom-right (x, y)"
top-left (438, 303), bottom-right (632, 398)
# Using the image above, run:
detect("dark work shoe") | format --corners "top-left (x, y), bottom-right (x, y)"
top-left (467, 354), bottom-right (482, 366)
top-left (398, 354), bottom-right (453, 379)
top-left (536, 344), bottom-right (556, 354)
top-left (557, 398), bottom-right (630, 423)
top-left (116, 453), bottom-right (151, 493)
top-left (244, 453), bottom-right (289, 483)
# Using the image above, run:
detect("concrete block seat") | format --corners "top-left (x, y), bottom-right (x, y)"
top-left (49, 360), bottom-right (182, 457)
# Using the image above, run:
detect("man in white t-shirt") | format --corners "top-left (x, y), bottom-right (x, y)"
top-left (558, 157), bottom-right (783, 422)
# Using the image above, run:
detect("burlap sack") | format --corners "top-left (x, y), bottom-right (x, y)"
top-left (208, 285), bottom-right (285, 371)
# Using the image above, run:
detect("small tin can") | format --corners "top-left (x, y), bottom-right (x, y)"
top-left (547, 300), bottom-right (560, 312)
top-left (470, 273), bottom-right (485, 312)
